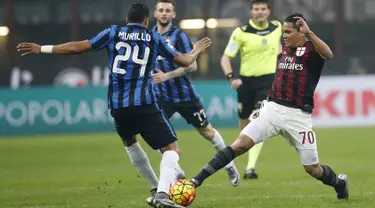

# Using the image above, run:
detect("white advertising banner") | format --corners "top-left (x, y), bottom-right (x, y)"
top-left (313, 75), bottom-right (375, 127)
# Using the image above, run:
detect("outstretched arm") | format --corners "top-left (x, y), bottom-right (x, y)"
top-left (153, 61), bottom-right (197, 84)
top-left (157, 30), bottom-right (211, 68)
top-left (17, 40), bottom-right (93, 56)
top-left (17, 26), bottom-right (112, 56)
top-left (172, 37), bottom-right (211, 67)
top-left (158, 35), bottom-right (211, 71)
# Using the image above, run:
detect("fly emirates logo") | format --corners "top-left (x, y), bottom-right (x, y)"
top-left (278, 56), bottom-right (304, 71)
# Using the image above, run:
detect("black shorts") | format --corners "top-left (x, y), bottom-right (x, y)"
top-left (159, 99), bottom-right (209, 128)
top-left (237, 74), bottom-right (274, 119)
top-left (110, 104), bottom-right (177, 150)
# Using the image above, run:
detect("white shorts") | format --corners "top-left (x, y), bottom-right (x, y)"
top-left (241, 101), bottom-right (319, 165)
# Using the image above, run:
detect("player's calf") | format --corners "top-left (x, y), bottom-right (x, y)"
top-left (126, 142), bottom-right (159, 190)
top-left (196, 125), bottom-right (240, 186)
top-left (157, 142), bottom-right (183, 200)
top-left (196, 124), bottom-right (215, 141)
top-left (192, 134), bottom-right (255, 187)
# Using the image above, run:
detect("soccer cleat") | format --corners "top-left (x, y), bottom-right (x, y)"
top-left (176, 168), bottom-right (186, 180)
top-left (153, 192), bottom-right (184, 208)
top-left (146, 188), bottom-right (157, 207)
top-left (335, 174), bottom-right (349, 200)
top-left (243, 168), bottom-right (258, 179)
top-left (189, 178), bottom-right (200, 188)
top-left (226, 165), bottom-right (240, 187)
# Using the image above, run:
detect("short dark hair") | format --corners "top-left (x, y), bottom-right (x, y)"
top-left (156, 0), bottom-right (175, 10)
top-left (157, 0), bottom-right (175, 6)
top-left (250, 0), bottom-right (270, 9)
top-left (284, 13), bottom-right (307, 31)
top-left (127, 3), bottom-right (150, 23)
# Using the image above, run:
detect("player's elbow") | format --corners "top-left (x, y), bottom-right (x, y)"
top-left (69, 45), bottom-right (82, 53)
top-left (179, 61), bottom-right (190, 68)
top-left (325, 53), bottom-right (334, 60)
top-left (190, 61), bottom-right (198, 72)
top-left (322, 52), bottom-right (333, 60)
top-left (68, 41), bottom-right (92, 54)
top-left (66, 44), bottom-right (85, 54)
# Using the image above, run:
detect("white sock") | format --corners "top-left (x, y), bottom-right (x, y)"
top-left (157, 149), bottom-right (184, 178)
top-left (125, 142), bottom-right (159, 189)
top-left (210, 129), bottom-right (235, 169)
top-left (157, 151), bottom-right (180, 194)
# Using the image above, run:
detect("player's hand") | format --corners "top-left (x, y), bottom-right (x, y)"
top-left (293, 17), bottom-right (312, 34)
top-left (230, 79), bottom-right (242, 90)
top-left (193, 37), bottom-right (212, 53)
top-left (153, 69), bottom-right (170, 84)
top-left (17, 42), bottom-right (41, 56)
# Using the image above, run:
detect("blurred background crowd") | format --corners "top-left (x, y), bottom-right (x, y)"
top-left (0, 0), bottom-right (373, 88)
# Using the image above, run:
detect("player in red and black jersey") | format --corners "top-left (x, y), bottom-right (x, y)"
top-left (189, 13), bottom-right (349, 200)
top-left (268, 15), bottom-right (328, 114)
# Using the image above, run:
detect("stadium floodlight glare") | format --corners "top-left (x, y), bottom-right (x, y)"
top-left (207, 18), bottom-right (240, 29)
top-left (0, 26), bottom-right (9, 36)
top-left (206, 19), bottom-right (218, 29)
top-left (179, 19), bottom-right (206, 29)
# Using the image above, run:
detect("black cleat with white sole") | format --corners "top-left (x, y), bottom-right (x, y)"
top-left (335, 174), bottom-right (349, 200)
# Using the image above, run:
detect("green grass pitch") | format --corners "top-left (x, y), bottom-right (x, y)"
top-left (1, 127), bottom-right (374, 208)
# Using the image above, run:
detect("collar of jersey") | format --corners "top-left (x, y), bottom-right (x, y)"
top-left (153, 24), bottom-right (174, 36)
top-left (127, 23), bottom-right (147, 28)
top-left (249, 19), bottom-right (269, 30)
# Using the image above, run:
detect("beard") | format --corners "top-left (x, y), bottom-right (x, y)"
top-left (158, 20), bottom-right (171, 27)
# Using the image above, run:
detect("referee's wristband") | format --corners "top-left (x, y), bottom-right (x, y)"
top-left (226, 72), bottom-right (234, 81)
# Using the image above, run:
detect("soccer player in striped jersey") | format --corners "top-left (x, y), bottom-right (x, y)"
top-left (17, 3), bottom-right (211, 208)
top-left (189, 13), bottom-right (349, 201)
top-left (152, 0), bottom-right (240, 186)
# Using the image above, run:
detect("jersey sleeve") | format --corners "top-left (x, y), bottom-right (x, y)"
top-left (153, 31), bottom-right (178, 60)
top-left (310, 42), bottom-right (326, 62)
top-left (272, 20), bottom-right (283, 53)
top-left (224, 27), bottom-right (243, 58)
top-left (175, 31), bottom-right (193, 53)
top-left (89, 26), bottom-right (113, 51)
top-left (271, 20), bottom-right (283, 38)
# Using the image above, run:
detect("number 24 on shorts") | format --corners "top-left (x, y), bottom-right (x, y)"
top-left (299, 131), bottom-right (316, 144)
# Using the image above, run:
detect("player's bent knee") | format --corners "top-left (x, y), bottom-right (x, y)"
top-left (160, 141), bottom-right (181, 156)
top-left (122, 136), bottom-right (137, 147)
top-left (239, 119), bottom-right (250, 130)
top-left (240, 121), bottom-right (263, 144)
top-left (303, 164), bottom-right (321, 178)
top-left (230, 134), bottom-right (255, 156)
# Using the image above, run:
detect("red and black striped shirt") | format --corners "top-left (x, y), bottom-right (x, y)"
top-left (268, 41), bottom-right (325, 113)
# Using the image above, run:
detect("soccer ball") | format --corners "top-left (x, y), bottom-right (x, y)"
top-left (168, 179), bottom-right (196, 207)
